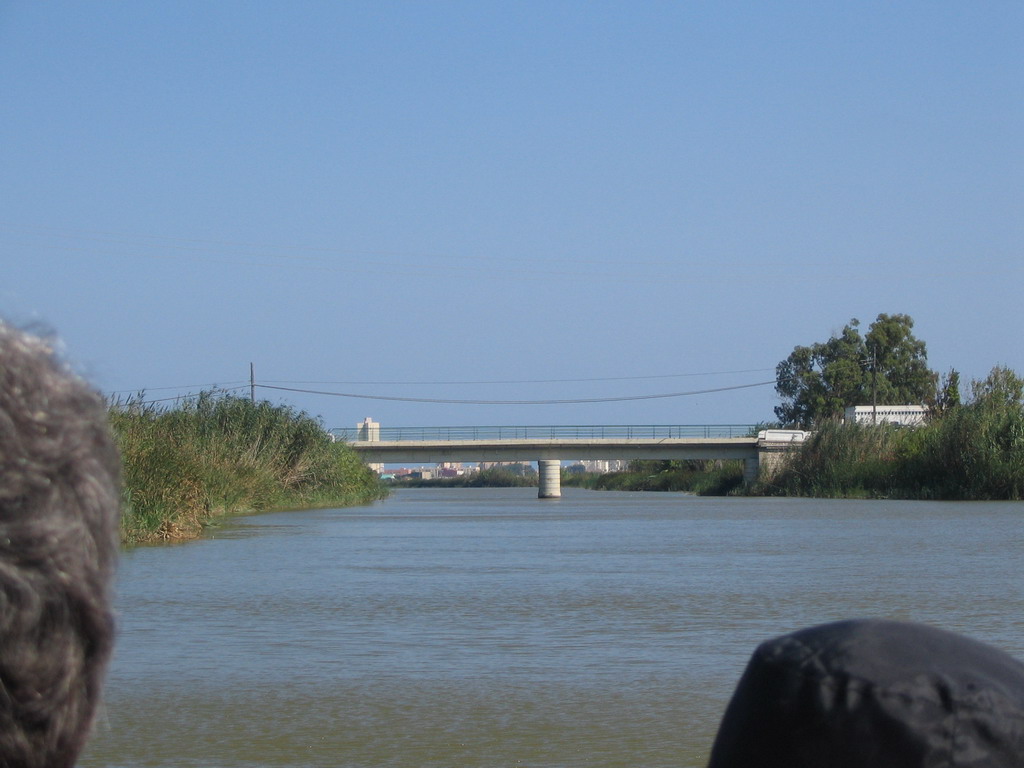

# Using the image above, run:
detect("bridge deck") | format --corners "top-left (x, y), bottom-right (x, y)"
top-left (332, 424), bottom-right (759, 442)
top-left (347, 436), bottom-right (758, 463)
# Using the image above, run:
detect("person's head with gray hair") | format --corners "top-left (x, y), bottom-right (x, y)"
top-left (0, 322), bottom-right (120, 768)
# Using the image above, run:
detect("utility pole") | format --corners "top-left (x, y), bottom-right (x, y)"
top-left (871, 348), bottom-right (877, 425)
top-left (250, 362), bottom-right (256, 404)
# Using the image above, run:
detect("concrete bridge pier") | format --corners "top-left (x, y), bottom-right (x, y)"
top-left (538, 459), bottom-right (561, 499)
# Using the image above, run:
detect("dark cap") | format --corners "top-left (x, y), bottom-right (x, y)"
top-left (708, 619), bottom-right (1024, 768)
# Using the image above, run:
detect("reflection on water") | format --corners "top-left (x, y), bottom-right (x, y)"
top-left (81, 489), bottom-right (1024, 768)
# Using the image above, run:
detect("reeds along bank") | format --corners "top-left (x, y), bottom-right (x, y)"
top-left (762, 388), bottom-right (1024, 500)
top-left (109, 392), bottom-right (385, 545)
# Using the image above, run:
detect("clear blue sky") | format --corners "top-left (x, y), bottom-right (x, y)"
top-left (2, 1), bottom-right (1020, 429)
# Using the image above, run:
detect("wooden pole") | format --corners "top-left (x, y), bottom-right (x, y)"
top-left (871, 349), bottom-right (877, 424)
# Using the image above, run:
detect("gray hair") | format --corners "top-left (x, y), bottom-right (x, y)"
top-left (0, 323), bottom-right (120, 768)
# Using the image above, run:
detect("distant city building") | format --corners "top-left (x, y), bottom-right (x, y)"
top-left (479, 461), bottom-right (536, 471)
top-left (844, 405), bottom-right (927, 427)
top-left (437, 462), bottom-right (466, 478)
top-left (581, 459), bottom-right (628, 473)
top-left (565, 460), bottom-right (627, 474)
top-left (379, 464), bottom-right (480, 479)
top-left (357, 417), bottom-right (380, 441)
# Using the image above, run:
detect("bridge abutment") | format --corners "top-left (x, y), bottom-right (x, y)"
top-left (538, 460), bottom-right (561, 499)
top-left (754, 431), bottom-right (808, 484)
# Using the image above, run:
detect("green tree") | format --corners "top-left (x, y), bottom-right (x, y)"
top-left (928, 368), bottom-right (962, 417)
top-left (863, 313), bottom-right (934, 405)
top-left (969, 365), bottom-right (1024, 410)
top-left (774, 313), bottom-right (935, 427)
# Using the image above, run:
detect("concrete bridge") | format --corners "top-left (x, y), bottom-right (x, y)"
top-left (332, 424), bottom-right (805, 499)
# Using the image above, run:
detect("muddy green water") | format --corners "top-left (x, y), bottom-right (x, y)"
top-left (80, 488), bottom-right (1024, 768)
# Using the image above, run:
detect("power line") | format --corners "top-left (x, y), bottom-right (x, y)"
top-left (109, 386), bottom-right (250, 405)
top-left (107, 380), bottom-right (249, 394)
top-left (103, 368), bottom-right (777, 398)
top-left (106, 369), bottom-right (783, 407)
top-left (260, 368), bottom-right (776, 386)
top-left (256, 380), bottom-right (776, 405)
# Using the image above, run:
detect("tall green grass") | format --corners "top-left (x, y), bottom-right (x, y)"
top-left (897, 398), bottom-right (1024, 499)
top-left (761, 398), bottom-right (1024, 499)
top-left (110, 392), bottom-right (386, 544)
top-left (758, 421), bottom-right (901, 498)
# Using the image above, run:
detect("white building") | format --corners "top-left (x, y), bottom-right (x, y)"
top-left (843, 405), bottom-right (927, 427)
top-left (571, 459), bottom-right (628, 473)
top-left (357, 417), bottom-right (382, 472)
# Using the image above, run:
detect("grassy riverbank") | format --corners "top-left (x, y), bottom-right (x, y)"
top-left (110, 392), bottom-right (386, 545)
top-left (759, 398), bottom-right (1024, 500)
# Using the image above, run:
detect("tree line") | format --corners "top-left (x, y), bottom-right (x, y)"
top-left (767, 313), bottom-right (1023, 499)
top-left (773, 312), bottom-right (999, 428)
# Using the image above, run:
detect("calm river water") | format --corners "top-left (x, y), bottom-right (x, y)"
top-left (80, 488), bottom-right (1024, 768)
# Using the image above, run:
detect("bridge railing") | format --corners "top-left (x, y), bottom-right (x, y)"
top-left (331, 425), bottom-right (760, 442)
